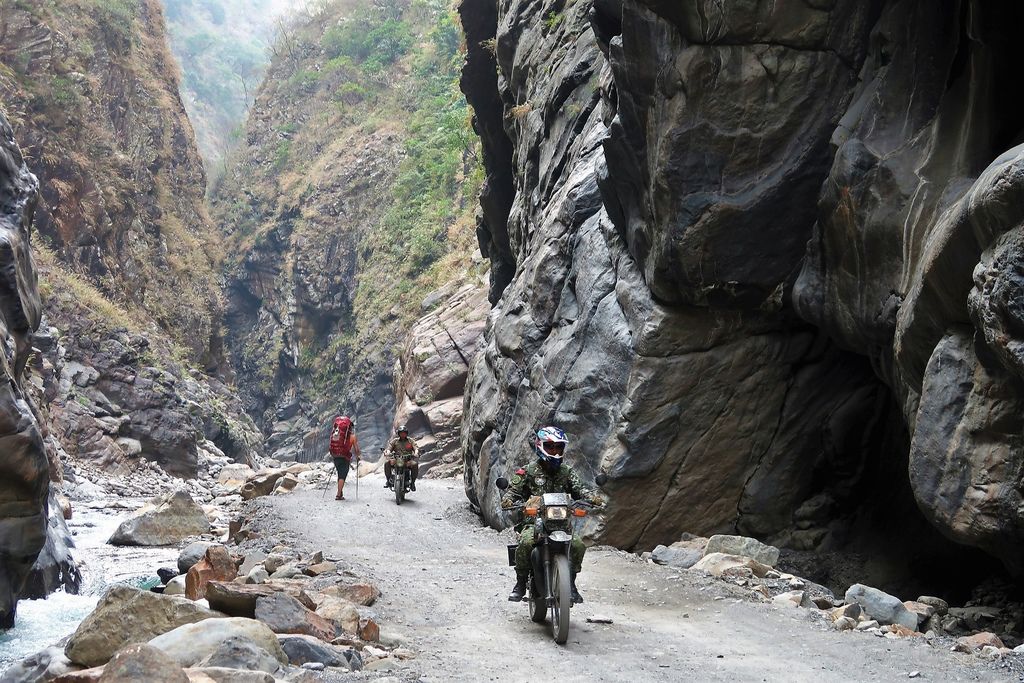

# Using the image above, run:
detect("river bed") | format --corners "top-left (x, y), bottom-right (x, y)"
top-left (0, 500), bottom-right (179, 670)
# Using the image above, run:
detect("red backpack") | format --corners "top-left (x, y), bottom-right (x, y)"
top-left (329, 416), bottom-right (353, 459)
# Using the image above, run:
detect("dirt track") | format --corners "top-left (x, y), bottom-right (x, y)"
top-left (257, 474), bottom-right (1017, 683)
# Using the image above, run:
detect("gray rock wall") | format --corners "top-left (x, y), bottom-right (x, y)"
top-left (0, 112), bottom-right (58, 627)
top-left (461, 0), bottom-right (1024, 574)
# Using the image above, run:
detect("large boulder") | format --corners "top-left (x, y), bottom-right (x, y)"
top-left (253, 593), bottom-right (337, 641)
top-left (147, 618), bottom-right (288, 668)
top-left (277, 635), bottom-right (362, 670)
top-left (178, 542), bottom-right (216, 574)
top-left (318, 582), bottom-right (380, 607)
top-left (690, 553), bottom-right (771, 579)
top-left (217, 464), bottom-right (255, 488)
top-left (239, 471), bottom-right (286, 501)
top-left (184, 669), bottom-right (275, 683)
top-left (96, 644), bottom-right (188, 683)
top-left (313, 596), bottom-right (360, 634)
top-left (651, 544), bottom-right (702, 569)
top-left (704, 535), bottom-right (780, 567)
top-left (194, 636), bottom-right (282, 674)
top-left (186, 546), bottom-right (238, 601)
top-left (108, 491), bottom-right (210, 546)
top-left (844, 584), bottom-right (918, 630)
top-left (206, 582), bottom-right (315, 618)
top-left (65, 586), bottom-right (225, 668)
top-left (0, 645), bottom-right (81, 683)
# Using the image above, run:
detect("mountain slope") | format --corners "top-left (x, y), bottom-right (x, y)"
top-left (214, 0), bottom-right (483, 457)
top-left (0, 0), bottom-right (261, 479)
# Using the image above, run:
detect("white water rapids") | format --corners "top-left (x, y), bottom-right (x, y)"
top-left (0, 501), bottom-right (178, 670)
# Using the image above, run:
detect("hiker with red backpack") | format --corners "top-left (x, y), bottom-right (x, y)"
top-left (329, 415), bottom-right (361, 500)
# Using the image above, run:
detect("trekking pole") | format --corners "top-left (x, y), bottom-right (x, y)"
top-left (322, 462), bottom-right (335, 500)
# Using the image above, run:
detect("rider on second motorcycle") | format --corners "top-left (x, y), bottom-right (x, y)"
top-left (501, 426), bottom-right (603, 604)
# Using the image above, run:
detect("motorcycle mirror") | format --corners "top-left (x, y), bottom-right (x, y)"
top-left (595, 473), bottom-right (608, 487)
top-left (495, 477), bottom-right (509, 490)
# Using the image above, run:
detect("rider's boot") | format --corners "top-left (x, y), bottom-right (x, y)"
top-left (508, 574), bottom-right (528, 602)
top-left (570, 573), bottom-right (583, 604)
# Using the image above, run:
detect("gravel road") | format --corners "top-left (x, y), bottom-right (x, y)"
top-left (256, 474), bottom-right (1019, 683)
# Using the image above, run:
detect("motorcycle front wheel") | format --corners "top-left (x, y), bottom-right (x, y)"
top-left (395, 468), bottom-right (405, 505)
top-left (529, 573), bottom-right (546, 623)
top-left (551, 553), bottom-right (571, 644)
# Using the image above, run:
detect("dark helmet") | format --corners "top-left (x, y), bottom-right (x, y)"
top-left (396, 424), bottom-right (409, 436)
top-left (535, 426), bottom-right (568, 472)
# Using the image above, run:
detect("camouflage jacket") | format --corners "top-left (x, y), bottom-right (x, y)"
top-left (501, 461), bottom-right (595, 508)
top-left (387, 436), bottom-right (419, 458)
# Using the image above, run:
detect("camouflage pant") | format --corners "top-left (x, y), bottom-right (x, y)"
top-left (515, 526), bottom-right (585, 577)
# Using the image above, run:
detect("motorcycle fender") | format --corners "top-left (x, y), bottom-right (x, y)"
top-left (548, 530), bottom-right (572, 543)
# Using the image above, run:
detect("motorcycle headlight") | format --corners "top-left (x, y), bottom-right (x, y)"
top-left (545, 507), bottom-right (568, 521)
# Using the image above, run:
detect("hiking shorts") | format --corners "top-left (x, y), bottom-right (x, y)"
top-left (333, 457), bottom-right (351, 480)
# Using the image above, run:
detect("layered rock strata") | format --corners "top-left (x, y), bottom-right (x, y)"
top-left (460, 0), bottom-right (1024, 578)
top-left (393, 280), bottom-right (489, 477)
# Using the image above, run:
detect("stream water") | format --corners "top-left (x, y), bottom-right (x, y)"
top-left (0, 500), bottom-right (179, 671)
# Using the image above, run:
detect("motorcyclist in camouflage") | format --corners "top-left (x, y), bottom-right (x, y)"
top-left (501, 426), bottom-right (602, 604)
top-left (384, 424), bottom-right (419, 491)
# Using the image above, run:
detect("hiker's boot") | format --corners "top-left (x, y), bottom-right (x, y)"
top-left (384, 477), bottom-right (392, 489)
top-left (570, 574), bottom-right (583, 604)
top-left (508, 575), bottom-right (528, 602)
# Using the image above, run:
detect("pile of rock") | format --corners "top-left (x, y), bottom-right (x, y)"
top-left (650, 533), bottom-right (1024, 660)
top-left (5, 536), bottom-right (405, 682)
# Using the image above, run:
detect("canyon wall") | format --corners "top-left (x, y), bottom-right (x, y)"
top-left (460, 0), bottom-right (1024, 584)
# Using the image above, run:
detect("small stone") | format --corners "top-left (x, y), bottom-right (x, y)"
top-left (358, 617), bottom-right (380, 642)
top-left (246, 567), bottom-right (269, 585)
top-left (164, 576), bottom-right (186, 596)
top-left (908, 672), bottom-right (920, 679)
top-left (263, 554), bottom-right (290, 574)
top-left (845, 584), bottom-right (918, 630)
top-left (178, 542), bottom-right (216, 574)
top-left (186, 546), bottom-right (238, 601)
top-left (916, 596), bottom-right (949, 616)
top-left (254, 593), bottom-right (337, 641)
top-left (303, 562), bottom-right (337, 577)
top-left (954, 632), bottom-right (1004, 653)
top-left (703, 535), bottom-right (780, 566)
top-left (158, 568), bottom-right (179, 584)
top-left (890, 624), bottom-right (919, 638)
top-left (239, 552), bottom-right (268, 576)
top-left (301, 662), bottom-right (326, 671)
top-left (856, 620), bottom-right (880, 631)
top-left (833, 616), bottom-right (857, 631)
top-left (586, 615), bottom-right (613, 624)
top-left (830, 603), bottom-right (861, 622)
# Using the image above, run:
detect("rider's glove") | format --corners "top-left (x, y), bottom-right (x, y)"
top-left (500, 498), bottom-right (514, 510)
top-left (589, 494), bottom-right (605, 507)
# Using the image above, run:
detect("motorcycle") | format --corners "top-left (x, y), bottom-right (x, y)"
top-left (496, 473), bottom-right (607, 644)
top-left (392, 452), bottom-right (414, 505)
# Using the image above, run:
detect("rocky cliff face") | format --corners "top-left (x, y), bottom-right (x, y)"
top-left (393, 280), bottom-right (489, 477)
top-left (0, 0), bottom-right (262, 481)
top-left (0, 111), bottom-right (67, 628)
top-left (460, 0), bottom-right (1024, 585)
top-left (215, 0), bottom-right (484, 460)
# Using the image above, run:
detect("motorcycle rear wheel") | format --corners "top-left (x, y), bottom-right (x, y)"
top-left (551, 553), bottom-right (571, 644)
